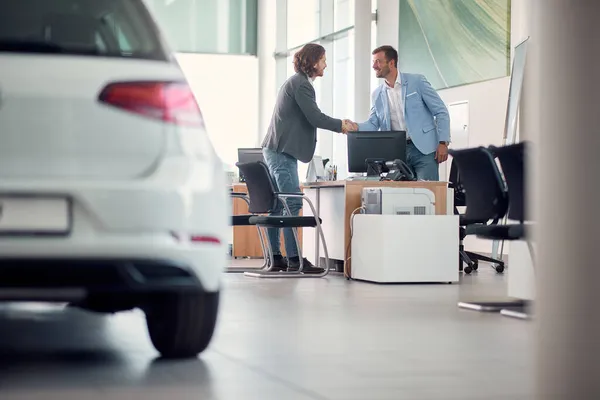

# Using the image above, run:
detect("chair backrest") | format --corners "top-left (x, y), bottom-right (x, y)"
top-left (448, 147), bottom-right (508, 223)
top-left (235, 161), bottom-right (279, 214)
top-left (448, 158), bottom-right (466, 208)
top-left (491, 142), bottom-right (527, 222)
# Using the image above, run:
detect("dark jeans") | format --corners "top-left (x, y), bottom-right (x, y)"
top-left (262, 148), bottom-right (302, 258)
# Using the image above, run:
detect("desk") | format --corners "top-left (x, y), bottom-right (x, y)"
top-left (302, 180), bottom-right (451, 278)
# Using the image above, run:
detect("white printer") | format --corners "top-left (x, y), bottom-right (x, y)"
top-left (361, 187), bottom-right (436, 215)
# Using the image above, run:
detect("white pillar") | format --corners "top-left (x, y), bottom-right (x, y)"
top-left (217, 0), bottom-right (231, 53)
top-left (257, 0), bottom-right (277, 144)
top-left (375, 0), bottom-right (399, 48)
top-left (528, 1), bottom-right (600, 398)
top-left (274, 0), bottom-right (288, 108)
top-left (353, 0), bottom-right (372, 122)
top-left (316, 0), bottom-right (335, 160)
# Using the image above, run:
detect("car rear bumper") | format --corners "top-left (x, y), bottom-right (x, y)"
top-left (0, 157), bottom-right (229, 297)
top-left (0, 235), bottom-right (226, 294)
top-left (0, 258), bottom-right (202, 297)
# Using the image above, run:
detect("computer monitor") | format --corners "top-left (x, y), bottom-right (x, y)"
top-left (237, 148), bottom-right (264, 182)
top-left (347, 131), bottom-right (407, 176)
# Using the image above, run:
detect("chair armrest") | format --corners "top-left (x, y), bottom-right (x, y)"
top-left (275, 192), bottom-right (305, 198)
top-left (230, 192), bottom-right (248, 197)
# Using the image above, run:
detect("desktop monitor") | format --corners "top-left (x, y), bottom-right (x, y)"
top-left (237, 148), bottom-right (264, 182)
top-left (347, 131), bottom-right (407, 176)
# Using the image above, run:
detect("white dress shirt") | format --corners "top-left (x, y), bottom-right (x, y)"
top-left (384, 73), bottom-right (408, 136)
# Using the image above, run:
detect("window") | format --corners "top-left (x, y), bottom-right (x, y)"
top-left (334, 0), bottom-right (354, 32)
top-left (0, 0), bottom-right (167, 60)
top-left (286, 0), bottom-right (320, 49)
top-left (177, 53), bottom-right (258, 167)
top-left (333, 30), bottom-right (354, 120)
top-left (370, 19), bottom-right (379, 93)
top-left (145, 0), bottom-right (258, 55)
top-left (276, 0), bottom-right (359, 177)
top-left (332, 29), bottom-right (354, 179)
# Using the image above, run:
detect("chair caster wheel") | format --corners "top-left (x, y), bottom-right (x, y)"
top-left (472, 260), bottom-right (479, 271)
top-left (495, 264), bottom-right (505, 273)
top-left (464, 266), bottom-right (473, 274)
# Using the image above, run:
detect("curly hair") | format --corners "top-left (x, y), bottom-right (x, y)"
top-left (293, 43), bottom-right (325, 77)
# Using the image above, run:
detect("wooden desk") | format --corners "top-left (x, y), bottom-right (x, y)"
top-left (231, 183), bottom-right (303, 258)
top-left (302, 180), bottom-right (449, 278)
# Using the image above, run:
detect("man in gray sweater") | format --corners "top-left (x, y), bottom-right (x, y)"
top-left (261, 43), bottom-right (355, 273)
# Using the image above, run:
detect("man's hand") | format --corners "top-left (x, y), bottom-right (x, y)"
top-left (341, 119), bottom-right (358, 134)
top-left (435, 143), bottom-right (449, 163)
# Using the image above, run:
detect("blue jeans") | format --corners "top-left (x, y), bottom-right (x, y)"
top-left (406, 142), bottom-right (440, 181)
top-left (262, 148), bottom-right (302, 258)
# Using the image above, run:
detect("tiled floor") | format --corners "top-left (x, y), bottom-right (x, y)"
top-left (0, 261), bottom-right (533, 399)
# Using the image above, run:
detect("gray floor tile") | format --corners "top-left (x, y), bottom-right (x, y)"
top-left (0, 262), bottom-right (534, 399)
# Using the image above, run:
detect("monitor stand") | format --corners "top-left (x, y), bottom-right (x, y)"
top-left (365, 158), bottom-right (385, 179)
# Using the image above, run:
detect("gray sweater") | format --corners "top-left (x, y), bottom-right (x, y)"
top-left (262, 72), bottom-right (343, 163)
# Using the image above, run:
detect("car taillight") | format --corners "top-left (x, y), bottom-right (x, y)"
top-left (190, 235), bottom-right (221, 245)
top-left (98, 81), bottom-right (205, 128)
top-left (170, 232), bottom-right (221, 245)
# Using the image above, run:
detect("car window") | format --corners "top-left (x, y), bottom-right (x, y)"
top-left (0, 0), bottom-right (168, 60)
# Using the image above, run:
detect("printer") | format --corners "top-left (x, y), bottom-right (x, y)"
top-left (361, 187), bottom-right (436, 215)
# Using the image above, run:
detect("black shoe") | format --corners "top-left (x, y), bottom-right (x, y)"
top-left (288, 257), bottom-right (325, 274)
top-left (269, 255), bottom-right (288, 272)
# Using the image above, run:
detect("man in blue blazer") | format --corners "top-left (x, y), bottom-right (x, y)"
top-left (355, 45), bottom-right (450, 181)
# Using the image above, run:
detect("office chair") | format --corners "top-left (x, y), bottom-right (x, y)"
top-left (448, 148), bottom-right (509, 274)
top-left (452, 145), bottom-right (531, 315)
top-left (469, 143), bottom-right (534, 319)
top-left (236, 161), bottom-right (330, 279)
top-left (226, 190), bottom-right (273, 273)
top-left (482, 142), bottom-right (533, 259)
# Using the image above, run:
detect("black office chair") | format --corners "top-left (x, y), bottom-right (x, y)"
top-left (236, 161), bottom-right (330, 279)
top-left (465, 143), bottom-right (534, 318)
top-left (448, 148), bottom-right (509, 274)
top-left (452, 145), bottom-right (531, 314)
top-left (226, 191), bottom-right (273, 273)
top-left (481, 142), bottom-right (533, 259)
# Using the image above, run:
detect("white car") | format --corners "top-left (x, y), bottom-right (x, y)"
top-left (0, 0), bottom-right (229, 358)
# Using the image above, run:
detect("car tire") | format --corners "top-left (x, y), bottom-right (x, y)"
top-left (145, 291), bottom-right (220, 359)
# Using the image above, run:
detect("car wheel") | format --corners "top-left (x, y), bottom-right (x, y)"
top-left (145, 291), bottom-right (220, 359)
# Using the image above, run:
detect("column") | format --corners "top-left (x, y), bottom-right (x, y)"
top-left (528, 1), bottom-right (600, 398)
top-left (274, 0), bottom-right (288, 102)
top-left (257, 0), bottom-right (277, 143)
top-left (375, 0), bottom-right (399, 48)
top-left (317, 0), bottom-right (335, 160)
top-left (353, 0), bottom-right (372, 122)
top-left (217, 0), bottom-right (231, 53)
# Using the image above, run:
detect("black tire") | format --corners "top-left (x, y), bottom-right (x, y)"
top-left (145, 291), bottom-right (220, 359)
top-left (472, 260), bottom-right (479, 271)
top-left (495, 264), bottom-right (505, 273)
top-left (464, 266), bottom-right (473, 274)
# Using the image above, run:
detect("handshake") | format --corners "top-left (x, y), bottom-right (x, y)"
top-left (341, 119), bottom-right (359, 134)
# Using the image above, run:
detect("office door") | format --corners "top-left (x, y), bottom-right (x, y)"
top-left (440, 101), bottom-right (470, 181)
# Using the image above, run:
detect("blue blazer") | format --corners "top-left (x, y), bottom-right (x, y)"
top-left (357, 72), bottom-right (450, 155)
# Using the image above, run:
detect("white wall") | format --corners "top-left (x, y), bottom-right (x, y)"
top-left (176, 53), bottom-right (259, 169)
